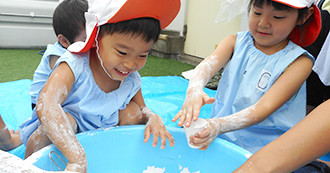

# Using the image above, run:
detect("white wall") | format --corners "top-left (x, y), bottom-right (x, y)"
top-left (165, 0), bottom-right (187, 36)
top-left (184, 0), bottom-right (242, 58)
top-left (0, 0), bottom-right (58, 48)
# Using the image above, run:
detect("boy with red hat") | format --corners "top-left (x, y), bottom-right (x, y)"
top-left (19, 0), bottom-right (180, 172)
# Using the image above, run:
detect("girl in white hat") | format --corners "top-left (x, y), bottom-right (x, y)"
top-left (173, 0), bottom-right (321, 155)
top-left (18, 0), bottom-right (180, 172)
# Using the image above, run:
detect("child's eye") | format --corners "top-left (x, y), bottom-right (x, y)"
top-left (274, 16), bottom-right (285, 19)
top-left (139, 54), bottom-right (148, 58)
top-left (254, 11), bottom-right (261, 15)
top-left (117, 50), bottom-right (127, 55)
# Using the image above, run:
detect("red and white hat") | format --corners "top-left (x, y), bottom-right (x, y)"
top-left (68, 0), bottom-right (181, 53)
top-left (273, 0), bottom-right (321, 47)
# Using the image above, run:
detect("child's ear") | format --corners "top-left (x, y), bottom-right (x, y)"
top-left (297, 7), bottom-right (315, 25)
top-left (58, 34), bottom-right (71, 48)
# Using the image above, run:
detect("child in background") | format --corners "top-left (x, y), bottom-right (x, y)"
top-left (173, 0), bottom-right (321, 153)
top-left (30, 0), bottom-right (88, 109)
top-left (0, 0), bottom-right (88, 152)
top-left (305, 0), bottom-right (330, 114)
top-left (19, 0), bottom-right (180, 172)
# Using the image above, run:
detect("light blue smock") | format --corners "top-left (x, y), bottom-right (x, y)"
top-left (211, 31), bottom-right (314, 153)
top-left (29, 42), bottom-right (67, 105)
top-left (19, 51), bottom-right (141, 145)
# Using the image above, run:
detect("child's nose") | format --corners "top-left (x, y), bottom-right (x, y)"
top-left (124, 59), bottom-right (137, 71)
top-left (258, 17), bottom-right (271, 28)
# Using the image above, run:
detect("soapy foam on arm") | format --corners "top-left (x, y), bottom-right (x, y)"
top-left (141, 106), bottom-right (164, 127)
top-left (217, 105), bottom-right (257, 134)
top-left (187, 55), bottom-right (219, 91)
top-left (37, 85), bottom-right (86, 170)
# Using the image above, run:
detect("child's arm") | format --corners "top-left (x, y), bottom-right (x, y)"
top-left (36, 62), bottom-right (87, 173)
top-left (130, 90), bottom-right (175, 149)
top-left (234, 99), bottom-right (330, 173)
top-left (172, 34), bottom-right (237, 127)
top-left (190, 55), bottom-right (313, 150)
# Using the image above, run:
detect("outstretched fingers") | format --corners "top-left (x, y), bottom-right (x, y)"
top-left (172, 110), bottom-right (186, 126)
top-left (152, 132), bottom-right (160, 148)
top-left (173, 107), bottom-right (195, 127)
top-left (144, 125), bottom-right (151, 143)
top-left (144, 123), bottom-right (175, 149)
top-left (166, 130), bottom-right (175, 147)
top-left (173, 92), bottom-right (214, 127)
top-left (191, 103), bottom-right (202, 122)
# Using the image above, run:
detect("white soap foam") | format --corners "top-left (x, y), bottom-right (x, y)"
top-left (143, 166), bottom-right (165, 173)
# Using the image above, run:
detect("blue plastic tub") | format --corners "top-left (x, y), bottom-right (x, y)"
top-left (26, 125), bottom-right (251, 172)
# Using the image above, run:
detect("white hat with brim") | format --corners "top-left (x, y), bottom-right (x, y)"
top-left (273, 0), bottom-right (314, 8)
top-left (68, 0), bottom-right (181, 53)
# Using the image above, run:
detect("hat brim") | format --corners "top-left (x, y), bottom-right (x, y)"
top-left (68, 0), bottom-right (180, 53)
top-left (109, 0), bottom-right (180, 29)
top-left (272, 0), bottom-right (313, 9)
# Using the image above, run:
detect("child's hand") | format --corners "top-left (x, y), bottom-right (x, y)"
top-left (172, 88), bottom-right (215, 127)
top-left (189, 119), bottom-right (220, 150)
top-left (143, 112), bottom-right (175, 149)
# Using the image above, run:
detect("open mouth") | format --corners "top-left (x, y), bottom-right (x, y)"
top-left (115, 68), bottom-right (129, 76)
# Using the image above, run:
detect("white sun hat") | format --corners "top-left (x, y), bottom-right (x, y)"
top-left (68, 0), bottom-right (181, 53)
top-left (273, 0), bottom-right (315, 8)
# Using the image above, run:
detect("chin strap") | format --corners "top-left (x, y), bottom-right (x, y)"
top-left (94, 27), bottom-right (123, 87)
top-left (95, 27), bottom-right (120, 81)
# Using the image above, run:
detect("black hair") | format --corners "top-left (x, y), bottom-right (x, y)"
top-left (248, 0), bottom-right (309, 24)
top-left (99, 17), bottom-right (161, 43)
top-left (53, 0), bottom-right (88, 43)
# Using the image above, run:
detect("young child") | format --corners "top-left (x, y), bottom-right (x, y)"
top-left (173, 0), bottom-right (321, 153)
top-left (30, 0), bottom-right (88, 109)
top-left (0, 0), bottom-right (88, 152)
top-left (19, 0), bottom-right (180, 172)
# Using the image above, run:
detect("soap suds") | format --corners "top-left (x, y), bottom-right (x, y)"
top-left (143, 166), bottom-right (165, 173)
top-left (143, 165), bottom-right (200, 173)
top-left (218, 105), bottom-right (257, 133)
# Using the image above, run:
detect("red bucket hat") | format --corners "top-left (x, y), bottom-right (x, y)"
top-left (68, 0), bottom-right (181, 53)
top-left (273, 0), bottom-right (321, 47)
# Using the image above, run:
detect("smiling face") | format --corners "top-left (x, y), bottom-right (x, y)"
top-left (95, 32), bottom-right (153, 81)
top-left (248, 1), bottom-right (299, 53)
